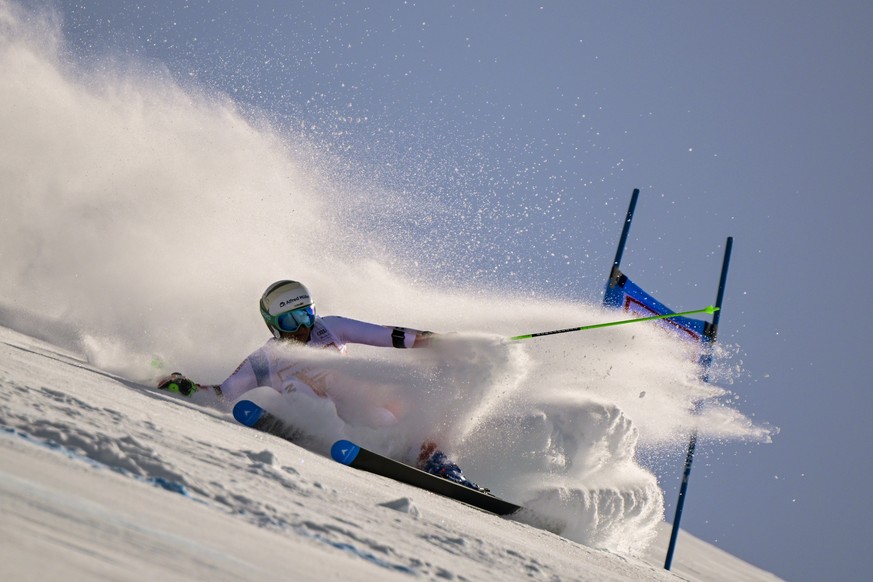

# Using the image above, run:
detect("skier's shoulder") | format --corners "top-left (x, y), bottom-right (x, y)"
top-left (250, 337), bottom-right (280, 354)
top-left (317, 314), bottom-right (385, 338)
top-left (242, 337), bottom-right (288, 363)
top-left (319, 314), bottom-right (379, 329)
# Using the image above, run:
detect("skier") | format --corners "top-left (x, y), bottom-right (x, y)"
top-left (157, 279), bottom-right (482, 490)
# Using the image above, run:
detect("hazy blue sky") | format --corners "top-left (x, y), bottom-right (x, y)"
top-left (30, 1), bottom-right (873, 579)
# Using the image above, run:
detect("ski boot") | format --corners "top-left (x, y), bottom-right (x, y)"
top-left (417, 442), bottom-right (488, 492)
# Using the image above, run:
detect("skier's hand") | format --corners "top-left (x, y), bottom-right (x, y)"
top-left (412, 331), bottom-right (436, 348)
top-left (157, 372), bottom-right (199, 397)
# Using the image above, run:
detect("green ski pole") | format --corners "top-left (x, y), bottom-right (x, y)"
top-left (510, 306), bottom-right (719, 341)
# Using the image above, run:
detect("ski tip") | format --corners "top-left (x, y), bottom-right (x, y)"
top-left (330, 439), bottom-right (361, 465)
top-left (233, 400), bottom-right (264, 427)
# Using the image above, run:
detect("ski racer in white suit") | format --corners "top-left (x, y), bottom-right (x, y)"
top-left (157, 280), bottom-right (482, 490)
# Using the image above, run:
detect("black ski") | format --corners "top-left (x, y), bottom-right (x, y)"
top-left (331, 439), bottom-right (522, 516)
top-left (232, 398), bottom-right (521, 516)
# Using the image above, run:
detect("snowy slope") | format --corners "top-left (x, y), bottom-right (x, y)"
top-left (0, 324), bottom-right (781, 581)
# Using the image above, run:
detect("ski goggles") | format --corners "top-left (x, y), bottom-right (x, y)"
top-left (269, 305), bottom-right (316, 333)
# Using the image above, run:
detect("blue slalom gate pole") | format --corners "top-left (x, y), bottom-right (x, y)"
top-left (664, 236), bottom-right (733, 570)
top-left (608, 188), bottom-right (639, 282)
